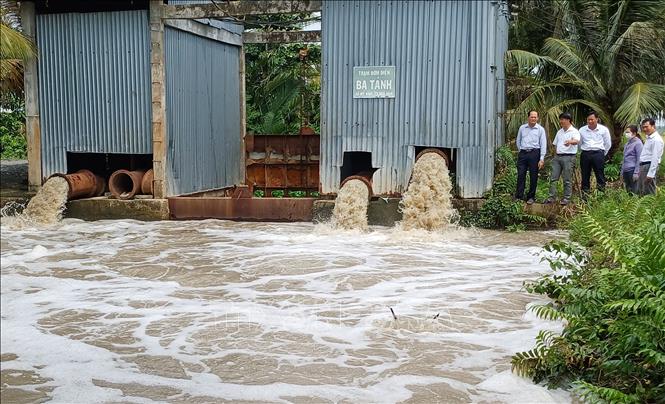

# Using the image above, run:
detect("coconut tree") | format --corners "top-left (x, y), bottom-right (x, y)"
top-left (1, 0), bottom-right (37, 97)
top-left (506, 0), bottom-right (665, 157)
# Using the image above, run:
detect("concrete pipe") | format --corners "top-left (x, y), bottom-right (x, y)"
top-left (109, 169), bottom-right (146, 200)
top-left (141, 169), bottom-right (154, 195)
top-left (415, 148), bottom-right (450, 168)
top-left (49, 169), bottom-right (106, 200)
top-left (340, 171), bottom-right (374, 200)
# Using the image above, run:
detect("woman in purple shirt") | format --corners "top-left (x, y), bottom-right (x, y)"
top-left (621, 125), bottom-right (643, 194)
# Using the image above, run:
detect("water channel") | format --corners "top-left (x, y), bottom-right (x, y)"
top-left (1, 220), bottom-right (570, 403)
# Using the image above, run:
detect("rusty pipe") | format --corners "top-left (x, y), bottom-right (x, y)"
top-left (415, 148), bottom-right (450, 168)
top-left (49, 169), bottom-right (106, 200)
top-left (340, 171), bottom-right (374, 200)
top-left (141, 169), bottom-right (154, 195)
top-left (109, 169), bottom-right (146, 200)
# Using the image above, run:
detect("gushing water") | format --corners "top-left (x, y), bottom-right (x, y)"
top-left (1, 177), bottom-right (69, 227)
top-left (400, 152), bottom-right (457, 231)
top-left (331, 179), bottom-right (370, 230)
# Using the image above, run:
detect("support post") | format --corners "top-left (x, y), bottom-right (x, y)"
top-left (20, 1), bottom-right (41, 190)
top-left (150, 0), bottom-right (167, 198)
top-left (239, 45), bottom-right (247, 184)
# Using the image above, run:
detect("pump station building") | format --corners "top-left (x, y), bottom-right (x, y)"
top-left (21, 0), bottom-right (508, 210)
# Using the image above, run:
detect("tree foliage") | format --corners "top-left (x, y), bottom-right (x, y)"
top-left (243, 13), bottom-right (321, 135)
top-left (513, 191), bottom-right (665, 403)
top-left (1, 0), bottom-right (37, 97)
top-left (506, 0), bottom-right (665, 157)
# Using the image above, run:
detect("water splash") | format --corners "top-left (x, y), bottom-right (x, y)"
top-left (331, 179), bottom-right (370, 231)
top-left (399, 152), bottom-right (457, 231)
top-left (1, 177), bottom-right (69, 228)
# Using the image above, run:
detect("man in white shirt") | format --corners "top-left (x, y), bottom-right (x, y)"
top-left (637, 118), bottom-right (664, 195)
top-left (578, 111), bottom-right (611, 194)
top-left (515, 110), bottom-right (547, 204)
top-left (545, 113), bottom-right (580, 205)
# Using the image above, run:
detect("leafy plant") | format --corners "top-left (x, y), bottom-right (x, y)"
top-left (253, 189), bottom-right (265, 198)
top-left (460, 145), bottom-right (547, 229)
top-left (245, 40), bottom-right (320, 135)
top-left (271, 190), bottom-right (285, 198)
top-left (0, 96), bottom-right (26, 159)
top-left (513, 191), bottom-right (665, 402)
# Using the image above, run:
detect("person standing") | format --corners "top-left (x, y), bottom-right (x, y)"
top-left (637, 118), bottom-right (664, 195)
top-left (545, 113), bottom-right (579, 205)
top-left (579, 111), bottom-right (611, 194)
top-left (621, 125), bottom-right (642, 194)
top-left (515, 110), bottom-right (547, 204)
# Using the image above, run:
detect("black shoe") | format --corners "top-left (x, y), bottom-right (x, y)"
top-left (544, 198), bottom-right (554, 204)
top-left (560, 199), bottom-right (570, 206)
top-left (526, 198), bottom-right (534, 205)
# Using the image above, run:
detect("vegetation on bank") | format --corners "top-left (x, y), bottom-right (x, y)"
top-left (512, 191), bottom-right (665, 403)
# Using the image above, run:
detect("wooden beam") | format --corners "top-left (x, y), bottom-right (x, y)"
top-left (150, 0), bottom-right (167, 198)
top-left (162, 0), bottom-right (322, 19)
top-left (20, 1), bottom-right (41, 190)
top-left (243, 30), bottom-right (321, 43)
top-left (164, 19), bottom-right (242, 46)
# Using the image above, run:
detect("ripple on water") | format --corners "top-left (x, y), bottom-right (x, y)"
top-left (0, 219), bottom-right (570, 403)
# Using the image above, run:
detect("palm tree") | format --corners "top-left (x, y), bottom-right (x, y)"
top-left (506, 0), bottom-right (665, 157)
top-left (1, 0), bottom-right (37, 97)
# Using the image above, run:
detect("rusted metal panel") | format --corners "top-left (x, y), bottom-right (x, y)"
top-left (320, 0), bottom-right (509, 197)
top-left (245, 134), bottom-right (320, 191)
top-left (168, 197), bottom-right (315, 221)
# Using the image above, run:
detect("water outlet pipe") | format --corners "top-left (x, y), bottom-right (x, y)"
top-left (109, 169), bottom-right (146, 200)
top-left (415, 148), bottom-right (450, 167)
top-left (141, 169), bottom-right (154, 195)
top-left (340, 171), bottom-right (374, 199)
top-left (49, 169), bottom-right (106, 200)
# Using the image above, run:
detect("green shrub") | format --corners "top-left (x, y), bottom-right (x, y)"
top-left (512, 190), bottom-right (665, 402)
top-left (460, 145), bottom-right (547, 230)
top-left (0, 106), bottom-right (27, 160)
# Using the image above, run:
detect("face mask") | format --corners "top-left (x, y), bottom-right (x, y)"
top-left (624, 132), bottom-right (632, 139)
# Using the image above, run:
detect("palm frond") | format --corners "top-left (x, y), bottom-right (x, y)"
top-left (0, 22), bottom-right (36, 60)
top-left (614, 83), bottom-right (665, 126)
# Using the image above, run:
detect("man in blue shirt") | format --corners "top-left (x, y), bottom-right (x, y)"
top-left (515, 110), bottom-right (547, 204)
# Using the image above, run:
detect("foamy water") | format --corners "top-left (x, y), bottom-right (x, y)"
top-left (0, 220), bottom-right (570, 403)
top-left (1, 177), bottom-right (69, 228)
top-left (400, 153), bottom-right (456, 231)
top-left (331, 179), bottom-right (370, 231)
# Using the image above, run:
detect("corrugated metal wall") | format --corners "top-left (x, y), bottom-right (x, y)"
top-left (164, 26), bottom-right (242, 196)
top-left (321, 0), bottom-right (509, 197)
top-left (36, 10), bottom-right (152, 179)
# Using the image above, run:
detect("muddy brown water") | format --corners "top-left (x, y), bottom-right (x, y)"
top-left (1, 220), bottom-right (570, 403)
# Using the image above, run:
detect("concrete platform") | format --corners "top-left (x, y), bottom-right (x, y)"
top-left (313, 198), bottom-right (564, 227)
top-left (65, 198), bottom-right (170, 221)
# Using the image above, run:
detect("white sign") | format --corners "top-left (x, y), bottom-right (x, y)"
top-left (353, 66), bottom-right (395, 98)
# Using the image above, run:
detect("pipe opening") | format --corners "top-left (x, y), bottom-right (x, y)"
top-left (340, 151), bottom-right (378, 183)
top-left (113, 173), bottom-right (134, 195)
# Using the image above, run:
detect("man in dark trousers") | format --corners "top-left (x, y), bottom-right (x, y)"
top-left (515, 110), bottom-right (547, 204)
top-left (579, 111), bottom-right (611, 195)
